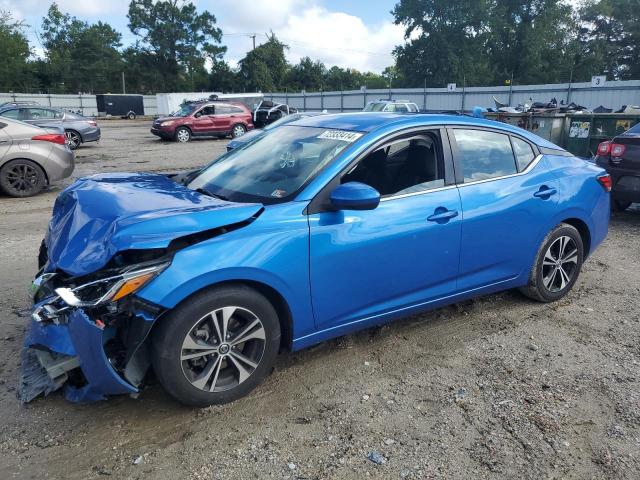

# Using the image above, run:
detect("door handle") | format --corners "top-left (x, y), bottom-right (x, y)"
top-left (533, 186), bottom-right (557, 199)
top-left (427, 208), bottom-right (458, 223)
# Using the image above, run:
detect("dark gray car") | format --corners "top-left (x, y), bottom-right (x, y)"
top-left (0, 117), bottom-right (74, 197)
top-left (0, 106), bottom-right (100, 150)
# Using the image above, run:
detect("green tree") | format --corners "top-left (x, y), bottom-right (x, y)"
top-left (286, 57), bottom-right (326, 92)
top-left (41, 3), bottom-right (123, 93)
top-left (0, 11), bottom-right (33, 91)
top-left (237, 34), bottom-right (289, 91)
top-left (209, 60), bottom-right (238, 92)
top-left (578, 0), bottom-right (640, 80)
top-left (127, 0), bottom-right (226, 91)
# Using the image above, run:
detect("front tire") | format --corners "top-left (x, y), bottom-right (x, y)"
top-left (151, 285), bottom-right (281, 407)
top-left (519, 224), bottom-right (584, 303)
top-left (175, 127), bottom-right (191, 143)
top-left (0, 159), bottom-right (46, 197)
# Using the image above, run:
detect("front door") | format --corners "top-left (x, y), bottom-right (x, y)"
top-left (190, 106), bottom-right (216, 135)
top-left (308, 130), bottom-right (462, 332)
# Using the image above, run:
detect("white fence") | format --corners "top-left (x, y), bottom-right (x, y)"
top-left (0, 93), bottom-right (158, 117)
top-left (265, 80), bottom-right (640, 112)
top-left (2, 80), bottom-right (639, 117)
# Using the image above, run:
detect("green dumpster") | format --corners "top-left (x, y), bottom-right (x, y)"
top-left (563, 114), bottom-right (640, 158)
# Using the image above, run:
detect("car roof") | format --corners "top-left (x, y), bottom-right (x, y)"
top-left (291, 112), bottom-right (564, 150)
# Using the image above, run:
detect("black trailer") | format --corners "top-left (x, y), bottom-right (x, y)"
top-left (96, 94), bottom-right (144, 119)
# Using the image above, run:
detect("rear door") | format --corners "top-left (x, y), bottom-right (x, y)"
top-left (212, 104), bottom-right (234, 132)
top-left (0, 125), bottom-right (12, 161)
top-left (449, 127), bottom-right (559, 291)
top-left (308, 128), bottom-right (462, 331)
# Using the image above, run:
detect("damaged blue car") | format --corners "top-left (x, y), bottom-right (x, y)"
top-left (22, 113), bottom-right (610, 407)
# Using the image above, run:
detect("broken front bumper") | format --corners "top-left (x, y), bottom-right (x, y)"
top-left (21, 296), bottom-right (159, 403)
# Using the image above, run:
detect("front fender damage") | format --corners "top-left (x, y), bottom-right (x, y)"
top-left (19, 304), bottom-right (160, 404)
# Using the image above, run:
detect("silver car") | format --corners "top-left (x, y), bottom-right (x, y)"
top-left (0, 106), bottom-right (100, 150)
top-left (0, 117), bottom-right (74, 197)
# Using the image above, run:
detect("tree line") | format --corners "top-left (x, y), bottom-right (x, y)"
top-left (0, 0), bottom-right (637, 95)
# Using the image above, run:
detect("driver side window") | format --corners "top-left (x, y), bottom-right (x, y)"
top-left (341, 132), bottom-right (445, 197)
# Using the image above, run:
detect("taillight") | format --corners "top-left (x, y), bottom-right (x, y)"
top-left (597, 141), bottom-right (611, 155)
top-left (32, 134), bottom-right (66, 145)
top-left (610, 143), bottom-right (626, 157)
top-left (597, 174), bottom-right (612, 192)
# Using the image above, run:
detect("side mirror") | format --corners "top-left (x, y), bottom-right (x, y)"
top-left (330, 182), bottom-right (380, 211)
top-left (194, 112), bottom-right (202, 118)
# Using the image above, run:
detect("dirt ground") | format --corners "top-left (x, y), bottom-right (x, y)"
top-left (0, 120), bottom-right (638, 479)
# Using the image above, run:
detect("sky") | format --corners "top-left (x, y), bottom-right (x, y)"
top-left (2, 0), bottom-right (405, 73)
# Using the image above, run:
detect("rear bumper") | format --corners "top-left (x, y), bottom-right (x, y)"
top-left (596, 158), bottom-right (640, 203)
top-left (82, 127), bottom-right (101, 143)
top-left (46, 146), bottom-right (75, 182)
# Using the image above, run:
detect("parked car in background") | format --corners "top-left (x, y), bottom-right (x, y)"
top-left (595, 122), bottom-right (640, 211)
top-left (364, 99), bottom-right (420, 113)
top-left (151, 101), bottom-right (254, 142)
top-left (0, 106), bottom-right (100, 150)
top-left (24, 113), bottom-right (609, 407)
top-left (226, 111), bottom-right (327, 151)
top-left (253, 100), bottom-right (298, 128)
top-left (0, 117), bottom-right (74, 197)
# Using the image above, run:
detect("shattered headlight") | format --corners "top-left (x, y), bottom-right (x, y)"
top-left (55, 263), bottom-right (167, 308)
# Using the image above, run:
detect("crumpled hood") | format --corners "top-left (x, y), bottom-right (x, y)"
top-left (45, 172), bottom-right (262, 276)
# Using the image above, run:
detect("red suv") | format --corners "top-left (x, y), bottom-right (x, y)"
top-left (151, 101), bottom-right (254, 142)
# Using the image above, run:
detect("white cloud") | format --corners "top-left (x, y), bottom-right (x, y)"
top-left (212, 1), bottom-right (404, 72)
top-left (3, 0), bottom-right (129, 19)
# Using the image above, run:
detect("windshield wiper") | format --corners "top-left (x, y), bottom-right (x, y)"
top-left (195, 188), bottom-right (229, 201)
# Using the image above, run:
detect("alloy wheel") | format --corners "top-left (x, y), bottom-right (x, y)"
top-left (541, 236), bottom-right (579, 292)
top-left (4, 163), bottom-right (40, 195)
top-left (180, 306), bottom-right (266, 392)
top-left (176, 129), bottom-right (190, 142)
top-left (65, 131), bottom-right (81, 149)
top-left (233, 125), bottom-right (245, 137)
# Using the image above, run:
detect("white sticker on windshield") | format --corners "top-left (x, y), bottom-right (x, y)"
top-left (317, 130), bottom-right (363, 142)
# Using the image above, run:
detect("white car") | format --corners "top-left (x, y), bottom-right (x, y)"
top-left (363, 100), bottom-right (419, 113)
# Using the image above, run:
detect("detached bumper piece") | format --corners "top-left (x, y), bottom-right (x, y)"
top-left (20, 309), bottom-right (140, 404)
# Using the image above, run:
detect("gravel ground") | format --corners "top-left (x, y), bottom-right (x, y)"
top-left (0, 120), bottom-right (638, 479)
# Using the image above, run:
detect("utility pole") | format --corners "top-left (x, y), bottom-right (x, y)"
top-left (121, 72), bottom-right (126, 94)
top-left (250, 34), bottom-right (256, 50)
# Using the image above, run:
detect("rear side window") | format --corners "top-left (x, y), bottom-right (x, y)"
top-left (228, 106), bottom-right (245, 114)
top-left (27, 108), bottom-right (56, 120)
top-left (512, 137), bottom-right (536, 171)
top-left (627, 123), bottom-right (640, 134)
top-left (452, 129), bottom-right (517, 182)
top-left (1, 109), bottom-right (20, 119)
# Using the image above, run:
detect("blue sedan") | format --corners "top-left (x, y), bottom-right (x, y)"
top-left (24, 113), bottom-right (610, 406)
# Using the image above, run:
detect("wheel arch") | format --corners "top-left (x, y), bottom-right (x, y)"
top-left (0, 156), bottom-right (50, 185)
top-left (65, 128), bottom-right (83, 142)
top-left (150, 279), bottom-right (294, 353)
top-left (559, 217), bottom-right (591, 258)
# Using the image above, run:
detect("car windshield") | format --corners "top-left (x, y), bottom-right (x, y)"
top-left (364, 102), bottom-right (386, 112)
top-left (188, 126), bottom-right (363, 204)
top-left (170, 104), bottom-right (198, 117)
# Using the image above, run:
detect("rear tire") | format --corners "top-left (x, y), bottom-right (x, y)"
top-left (151, 284), bottom-right (281, 407)
top-left (612, 200), bottom-right (632, 211)
top-left (175, 127), bottom-right (191, 143)
top-left (231, 124), bottom-right (246, 139)
top-left (0, 159), bottom-right (46, 197)
top-left (519, 224), bottom-right (584, 303)
top-left (65, 130), bottom-right (81, 150)
top-left (127, 112), bottom-right (136, 120)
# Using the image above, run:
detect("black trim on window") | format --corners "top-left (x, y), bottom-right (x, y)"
top-left (306, 126), bottom-right (452, 215)
top-left (539, 146), bottom-right (573, 157)
top-left (447, 125), bottom-right (542, 184)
